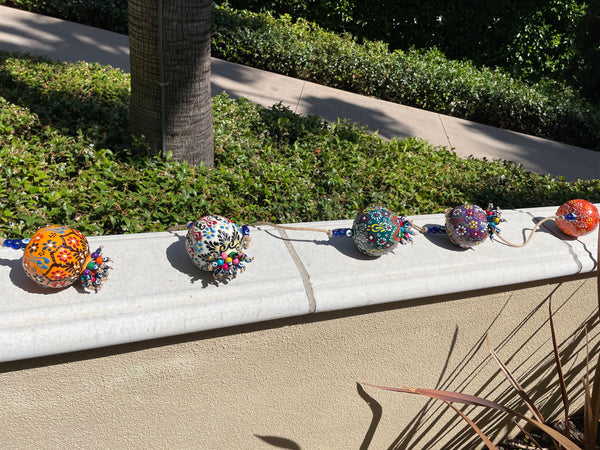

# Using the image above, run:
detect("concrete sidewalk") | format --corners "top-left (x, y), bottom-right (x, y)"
top-left (1, 5), bottom-right (599, 181)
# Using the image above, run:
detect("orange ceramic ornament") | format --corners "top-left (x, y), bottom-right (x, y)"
top-left (555, 199), bottom-right (599, 237)
top-left (22, 225), bottom-right (110, 290)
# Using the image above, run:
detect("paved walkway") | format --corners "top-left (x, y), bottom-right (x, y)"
top-left (1, 5), bottom-right (599, 181)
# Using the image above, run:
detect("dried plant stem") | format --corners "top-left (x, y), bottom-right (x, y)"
top-left (513, 419), bottom-right (545, 450)
top-left (548, 296), bottom-right (570, 440)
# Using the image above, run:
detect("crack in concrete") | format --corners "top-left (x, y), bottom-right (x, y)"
top-left (278, 229), bottom-right (317, 313)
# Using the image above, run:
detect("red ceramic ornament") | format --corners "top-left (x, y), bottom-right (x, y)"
top-left (555, 199), bottom-right (599, 237)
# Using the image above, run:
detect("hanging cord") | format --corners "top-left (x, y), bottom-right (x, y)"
top-left (165, 220), bottom-right (334, 236)
top-left (493, 216), bottom-right (558, 248)
top-left (411, 213), bottom-right (566, 248)
top-left (250, 221), bottom-right (335, 238)
top-left (409, 222), bottom-right (425, 234)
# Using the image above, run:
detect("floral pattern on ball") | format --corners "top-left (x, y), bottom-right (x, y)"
top-left (351, 206), bottom-right (414, 257)
top-left (22, 225), bottom-right (91, 289)
top-left (555, 199), bottom-right (599, 237)
top-left (185, 215), bottom-right (252, 280)
top-left (446, 204), bottom-right (489, 248)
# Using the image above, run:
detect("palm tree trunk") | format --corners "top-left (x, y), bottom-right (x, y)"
top-left (129, 0), bottom-right (214, 166)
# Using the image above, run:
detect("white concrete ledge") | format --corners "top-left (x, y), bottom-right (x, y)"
top-left (0, 205), bottom-right (598, 362)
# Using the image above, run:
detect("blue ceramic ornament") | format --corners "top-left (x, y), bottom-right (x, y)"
top-left (351, 206), bottom-right (414, 256)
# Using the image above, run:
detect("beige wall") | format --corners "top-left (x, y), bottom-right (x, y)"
top-left (1, 274), bottom-right (597, 449)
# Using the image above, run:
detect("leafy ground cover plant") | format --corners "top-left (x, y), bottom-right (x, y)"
top-left (1, 51), bottom-right (599, 239)
top-left (360, 231), bottom-right (600, 449)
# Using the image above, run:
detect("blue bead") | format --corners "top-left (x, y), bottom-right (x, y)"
top-left (11, 240), bottom-right (21, 250)
top-left (242, 225), bottom-right (250, 236)
top-left (4, 239), bottom-right (12, 247)
top-left (345, 229), bottom-right (353, 238)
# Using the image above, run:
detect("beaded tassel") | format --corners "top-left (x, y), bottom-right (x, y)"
top-left (485, 204), bottom-right (505, 240)
top-left (210, 250), bottom-right (253, 281)
top-left (80, 247), bottom-right (112, 293)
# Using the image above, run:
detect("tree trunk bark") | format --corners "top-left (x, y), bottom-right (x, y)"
top-left (129, 0), bottom-right (214, 167)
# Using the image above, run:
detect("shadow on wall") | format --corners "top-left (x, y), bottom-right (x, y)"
top-left (255, 435), bottom-right (302, 450)
top-left (378, 283), bottom-right (599, 449)
top-left (0, 276), bottom-right (596, 449)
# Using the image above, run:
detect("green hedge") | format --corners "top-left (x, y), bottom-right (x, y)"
top-left (2, 51), bottom-right (599, 237)
top-left (1, 1), bottom-right (599, 150)
top-left (212, 4), bottom-right (600, 150)
top-left (227, 0), bottom-right (600, 103)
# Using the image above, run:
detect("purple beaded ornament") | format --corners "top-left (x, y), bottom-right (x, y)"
top-left (445, 204), bottom-right (491, 248)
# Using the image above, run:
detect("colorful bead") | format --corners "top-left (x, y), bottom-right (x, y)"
top-left (426, 226), bottom-right (446, 234)
top-left (556, 199), bottom-right (599, 237)
top-left (331, 228), bottom-right (353, 237)
top-left (79, 246), bottom-right (112, 293)
top-left (351, 206), bottom-right (414, 257)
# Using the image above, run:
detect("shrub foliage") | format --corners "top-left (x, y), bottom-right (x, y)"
top-left (227, 0), bottom-right (600, 103)
top-left (0, 51), bottom-right (599, 238)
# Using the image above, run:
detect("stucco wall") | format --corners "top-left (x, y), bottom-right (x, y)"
top-left (1, 274), bottom-right (597, 449)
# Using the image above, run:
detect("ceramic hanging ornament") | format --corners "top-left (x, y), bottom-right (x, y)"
top-left (185, 215), bottom-right (253, 281)
top-left (2, 225), bottom-right (112, 292)
top-left (349, 205), bottom-right (415, 256)
top-left (444, 204), bottom-right (503, 248)
top-left (555, 199), bottom-right (599, 237)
